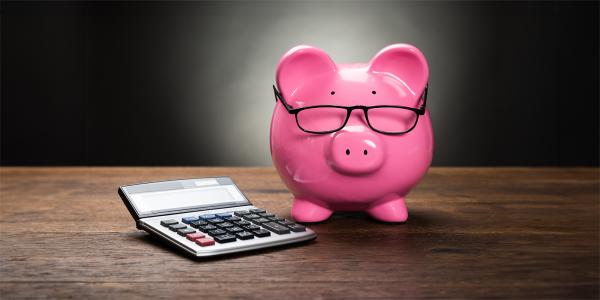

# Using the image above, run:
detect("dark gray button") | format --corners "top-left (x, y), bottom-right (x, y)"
top-left (277, 219), bottom-right (295, 226)
top-left (218, 222), bottom-right (234, 228)
top-left (268, 216), bottom-right (285, 222)
top-left (214, 234), bottom-right (236, 243)
top-left (190, 220), bottom-right (209, 228)
top-left (227, 226), bottom-right (244, 233)
top-left (168, 223), bottom-right (187, 231)
top-left (177, 228), bottom-right (196, 236)
top-left (252, 217), bottom-right (271, 224)
top-left (258, 213), bottom-right (275, 218)
top-left (208, 229), bottom-right (227, 236)
top-left (236, 231), bottom-right (254, 240)
top-left (262, 222), bottom-right (290, 234)
top-left (198, 224), bottom-right (218, 232)
top-left (288, 224), bottom-right (306, 232)
top-left (253, 229), bottom-right (271, 237)
top-left (242, 214), bottom-right (260, 220)
top-left (234, 220), bottom-right (251, 226)
top-left (161, 219), bottom-right (178, 226)
top-left (243, 224), bottom-right (260, 231)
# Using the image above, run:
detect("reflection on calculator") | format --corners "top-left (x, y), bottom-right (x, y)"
top-left (118, 177), bottom-right (316, 257)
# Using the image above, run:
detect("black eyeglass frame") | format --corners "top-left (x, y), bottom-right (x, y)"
top-left (272, 84), bottom-right (429, 135)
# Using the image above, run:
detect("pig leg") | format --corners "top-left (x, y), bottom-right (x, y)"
top-left (291, 197), bottom-right (333, 223)
top-left (367, 196), bottom-right (408, 223)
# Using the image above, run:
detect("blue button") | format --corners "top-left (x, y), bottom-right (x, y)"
top-left (199, 214), bottom-right (216, 220)
top-left (182, 216), bottom-right (199, 224)
top-left (216, 213), bottom-right (232, 218)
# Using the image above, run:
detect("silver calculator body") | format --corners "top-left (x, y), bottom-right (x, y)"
top-left (118, 177), bottom-right (316, 257)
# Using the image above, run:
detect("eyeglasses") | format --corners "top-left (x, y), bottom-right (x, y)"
top-left (273, 84), bottom-right (428, 135)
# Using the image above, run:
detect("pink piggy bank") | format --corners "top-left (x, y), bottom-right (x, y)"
top-left (270, 44), bottom-right (432, 223)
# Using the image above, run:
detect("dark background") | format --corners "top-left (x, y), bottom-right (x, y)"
top-left (2, 1), bottom-right (598, 166)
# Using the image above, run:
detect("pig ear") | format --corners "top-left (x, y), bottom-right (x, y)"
top-left (368, 44), bottom-right (429, 95)
top-left (276, 45), bottom-right (337, 97)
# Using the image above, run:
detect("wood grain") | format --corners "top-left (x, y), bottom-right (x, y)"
top-left (0, 167), bottom-right (598, 299)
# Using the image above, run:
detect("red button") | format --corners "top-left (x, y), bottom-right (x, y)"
top-left (186, 232), bottom-right (205, 241)
top-left (196, 238), bottom-right (215, 247)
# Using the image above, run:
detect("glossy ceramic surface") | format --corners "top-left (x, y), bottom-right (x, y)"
top-left (270, 44), bottom-right (433, 223)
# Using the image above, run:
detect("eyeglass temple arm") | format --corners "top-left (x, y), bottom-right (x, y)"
top-left (417, 84), bottom-right (428, 115)
top-left (272, 85), bottom-right (294, 111)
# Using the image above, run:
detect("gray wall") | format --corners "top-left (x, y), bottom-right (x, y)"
top-left (2, 1), bottom-right (598, 166)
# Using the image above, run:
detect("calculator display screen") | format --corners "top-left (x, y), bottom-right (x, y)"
top-left (128, 185), bottom-right (247, 215)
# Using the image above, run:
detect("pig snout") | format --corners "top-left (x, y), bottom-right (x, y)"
top-left (327, 131), bottom-right (385, 175)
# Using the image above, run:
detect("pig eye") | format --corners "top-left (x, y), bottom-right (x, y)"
top-left (330, 91), bottom-right (335, 95)
top-left (371, 90), bottom-right (377, 94)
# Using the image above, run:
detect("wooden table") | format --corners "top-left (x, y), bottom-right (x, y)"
top-left (0, 167), bottom-right (598, 299)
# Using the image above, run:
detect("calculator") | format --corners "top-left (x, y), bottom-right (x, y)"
top-left (118, 177), bottom-right (316, 257)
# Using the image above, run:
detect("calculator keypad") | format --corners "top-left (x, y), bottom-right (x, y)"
top-left (159, 208), bottom-right (307, 247)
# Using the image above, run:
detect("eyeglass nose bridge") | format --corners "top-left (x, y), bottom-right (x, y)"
top-left (344, 106), bottom-right (370, 126)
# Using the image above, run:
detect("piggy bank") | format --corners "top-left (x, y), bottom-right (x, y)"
top-left (270, 44), bottom-right (432, 223)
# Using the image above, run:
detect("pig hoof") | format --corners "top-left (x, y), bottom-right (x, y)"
top-left (291, 198), bottom-right (333, 223)
top-left (367, 198), bottom-right (408, 223)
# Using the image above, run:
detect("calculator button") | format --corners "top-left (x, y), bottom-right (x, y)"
top-left (288, 224), bottom-right (306, 232)
top-left (233, 220), bottom-right (251, 226)
top-left (236, 231), bottom-right (254, 240)
top-left (262, 222), bottom-right (291, 234)
top-left (186, 232), bottom-right (205, 241)
top-left (249, 208), bottom-right (266, 213)
top-left (227, 226), bottom-right (243, 233)
top-left (233, 210), bottom-right (250, 216)
top-left (253, 229), bottom-right (271, 237)
top-left (258, 213), bottom-right (275, 218)
top-left (207, 218), bottom-right (225, 224)
top-left (190, 220), bottom-right (209, 228)
top-left (199, 214), bottom-right (216, 220)
top-left (198, 224), bottom-right (218, 232)
top-left (160, 219), bottom-right (178, 226)
top-left (251, 218), bottom-right (271, 224)
top-left (224, 216), bottom-right (242, 222)
top-left (277, 220), bottom-right (295, 226)
top-left (208, 229), bottom-right (227, 236)
top-left (218, 222), bottom-right (234, 228)
top-left (268, 216), bottom-right (285, 222)
top-left (196, 238), bottom-right (215, 247)
top-left (216, 213), bottom-right (232, 218)
top-left (181, 216), bottom-right (199, 224)
top-left (177, 228), bottom-right (196, 236)
top-left (169, 224), bottom-right (187, 231)
top-left (214, 234), bottom-right (237, 243)
top-left (243, 224), bottom-right (260, 231)
top-left (242, 214), bottom-right (260, 220)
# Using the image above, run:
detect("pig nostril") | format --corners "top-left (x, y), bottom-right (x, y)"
top-left (363, 149), bottom-right (368, 155)
top-left (345, 149), bottom-right (350, 155)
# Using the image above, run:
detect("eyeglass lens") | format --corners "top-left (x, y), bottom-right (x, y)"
top-left (296, 106), bottom-right (418, 134)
